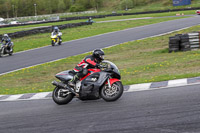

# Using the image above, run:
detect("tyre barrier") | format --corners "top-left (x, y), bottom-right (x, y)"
top-left (169, 32), bottom-right (200, 53)
top-left (0, 15), bottom-right (105, 28)
top-left (0, 22), bottom-right (92, 39)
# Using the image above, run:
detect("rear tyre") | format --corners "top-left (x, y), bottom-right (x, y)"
top-left (101, 81), bottom-right (123, 102)
top-left (52, 87), bottom-right (74, 105)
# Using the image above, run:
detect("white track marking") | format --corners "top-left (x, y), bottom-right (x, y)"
top-left (97, 17), bottom-right (153, 23)
top-left (127, 83), bottom-right (152, 92)
top-left (3, 94), bottom-right (23, 101)
top-left (29, 92), bottom-right (50, 100)
top-left (168, 78), bottom-right (187, 87)
top-left (0, 79), bottom-right (200, 101)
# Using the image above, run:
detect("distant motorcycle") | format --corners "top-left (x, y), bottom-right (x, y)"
top-left (51, 32), bottom-right (62, 46)
top-left (52, 60), bottom-right (124, 105)
top-left (0, 42), bottom-right (14, 57)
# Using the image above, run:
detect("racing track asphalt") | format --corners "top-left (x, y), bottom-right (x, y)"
top-left (0, 16), bottom-right (200, 74)
top-left (0, 84), bottom-right (200, 133)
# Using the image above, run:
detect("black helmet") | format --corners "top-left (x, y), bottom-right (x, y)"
top-left (93, 49), bottom-right (105, 61)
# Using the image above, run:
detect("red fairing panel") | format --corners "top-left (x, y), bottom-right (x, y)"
top-left (87, 69), bottom-right (101, 73)
top-left (108, 78), bottom-right (120, 86)
top-left (80, 69), bottom-right (101, 81)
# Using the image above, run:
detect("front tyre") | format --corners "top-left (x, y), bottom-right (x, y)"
top-left (52, 87), bottom-right (74, 105)
top-left (101, 81), bottom-right (124, 102)
top-left (58, 39), bottom-right (62, 45)
top-left (9, 50), bottom-right (13, 56)
top-left (51, 40), bottom-right (55, 46)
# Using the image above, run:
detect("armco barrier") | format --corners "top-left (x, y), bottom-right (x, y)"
top-left (0, 15), bottom-right (105, 28)
top-left (0, 22), bottom-right (92, 39)
top-left (1, 7), bottom-right (200, 28)
top-left (169, 32), bottom-right (200, 52)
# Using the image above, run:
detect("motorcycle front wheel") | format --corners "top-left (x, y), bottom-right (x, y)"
top-left (52, 87), bottom-right (74, 105)
top-left (58, 41), bottom-right (62, 45)
top-left (101, 81), bottom-right (124, 102)
top-left (51, 40), bottom-right (55, 46)
top-left (9, 50), bottom-right (13, 56)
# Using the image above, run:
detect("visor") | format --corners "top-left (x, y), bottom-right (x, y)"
top-left (100, 55), bottom-right (104, 60)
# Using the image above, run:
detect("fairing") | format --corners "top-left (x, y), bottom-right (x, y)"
top-left (55, 70), bottom-right (73, 81)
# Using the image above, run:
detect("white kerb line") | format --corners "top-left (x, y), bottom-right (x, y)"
top-left (3, 94), bottom-right (23, 101)
top-left (29, 92), bottom-right (50, 99)
top-left (127, 83), bottom-right (152, 92)
top-left (168, 78), bottom-right (187, 87)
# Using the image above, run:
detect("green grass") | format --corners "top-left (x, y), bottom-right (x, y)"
top-left (0, 9), bottom-right (195, 35)
top-left (99, 0), bottom-right (200, 12)
top-left (0, 24), bottom-right (200, 95)
top-left (12, 16), bottom-right (188, 52)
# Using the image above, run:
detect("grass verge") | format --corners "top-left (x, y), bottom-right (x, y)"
top-left (12, 16), bottom-right (188, 52)
top-left (0, 24), bottom-right (200, 95)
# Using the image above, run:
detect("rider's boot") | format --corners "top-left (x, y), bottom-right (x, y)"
top-left (68, 75), bottom-right (79, 88)
top-left (59, 36), bottom-right (62, 42)
top-left (68, 75), bottom-right (79, 97)
top-left (10, 47), bottom-right (13, 52)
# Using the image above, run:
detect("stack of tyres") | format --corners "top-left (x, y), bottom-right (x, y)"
top-left (169, 32), bottom-right (200, 53)
top-left (188, 32), bottom-right (200, 49)
top-left (179, 34), bottom-right (191, 51)
top-left (168, 35), bottom-right (180, 53)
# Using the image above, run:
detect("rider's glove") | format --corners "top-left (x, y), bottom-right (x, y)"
top-left (96, 64), bottom-right (101, 68)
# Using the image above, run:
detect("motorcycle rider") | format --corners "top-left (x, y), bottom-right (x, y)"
top-left (88, 17), bottom-right (93, 23)
top-left (1, 34), bottom-right (13, 52)
top-left (68, 49), bottom-right (105, 88)
top-left (52, 26), bottom-right (62, 40)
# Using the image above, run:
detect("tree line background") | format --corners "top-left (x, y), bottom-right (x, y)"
top-left (0, 0), bottom-right (193, 18)
top-left (0, 0), bottom-right (103, 18)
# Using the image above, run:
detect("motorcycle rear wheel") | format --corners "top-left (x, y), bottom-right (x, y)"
top-left (101, 81), bottom-right (124, 102)
top-left (52, 87), bottom-right (74, 105)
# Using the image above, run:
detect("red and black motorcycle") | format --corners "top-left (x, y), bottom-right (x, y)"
top-left (52, 60), bottom-right (124, 105)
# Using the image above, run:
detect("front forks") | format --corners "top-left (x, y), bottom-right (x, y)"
top-left (107, 77), bottom-right (112, 89)
top-left (1, 47), bottom-right (4, 54)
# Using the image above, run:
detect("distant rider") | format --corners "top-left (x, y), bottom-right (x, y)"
top-left (68, 49), bottom-right (105, 87)
top-left (88, 17), bottom-right (93, 23)
top-left (52, 26), bottom-right (62, 41)
top-left (1, 34), bottom-right (13, 52)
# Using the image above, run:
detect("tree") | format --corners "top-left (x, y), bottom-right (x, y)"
top-left (58, 0), bottom-right (66, 12)
top-left (63, 0), bottom-right (71, 10)
top-left (4, 0), bottom-right (12, 18)
top-left (120, 0), bottom-right (133, 10)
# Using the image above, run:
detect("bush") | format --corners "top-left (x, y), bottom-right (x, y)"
top-left (120, 0), bottom-right (134, 10)
top-left (69, 5), bottom-right (86, 12)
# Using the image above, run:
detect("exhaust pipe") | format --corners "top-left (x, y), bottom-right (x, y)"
top-left (52, 80), bottom-right (76, 94)
top-left (52, 80), bottom-right (66, 88)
